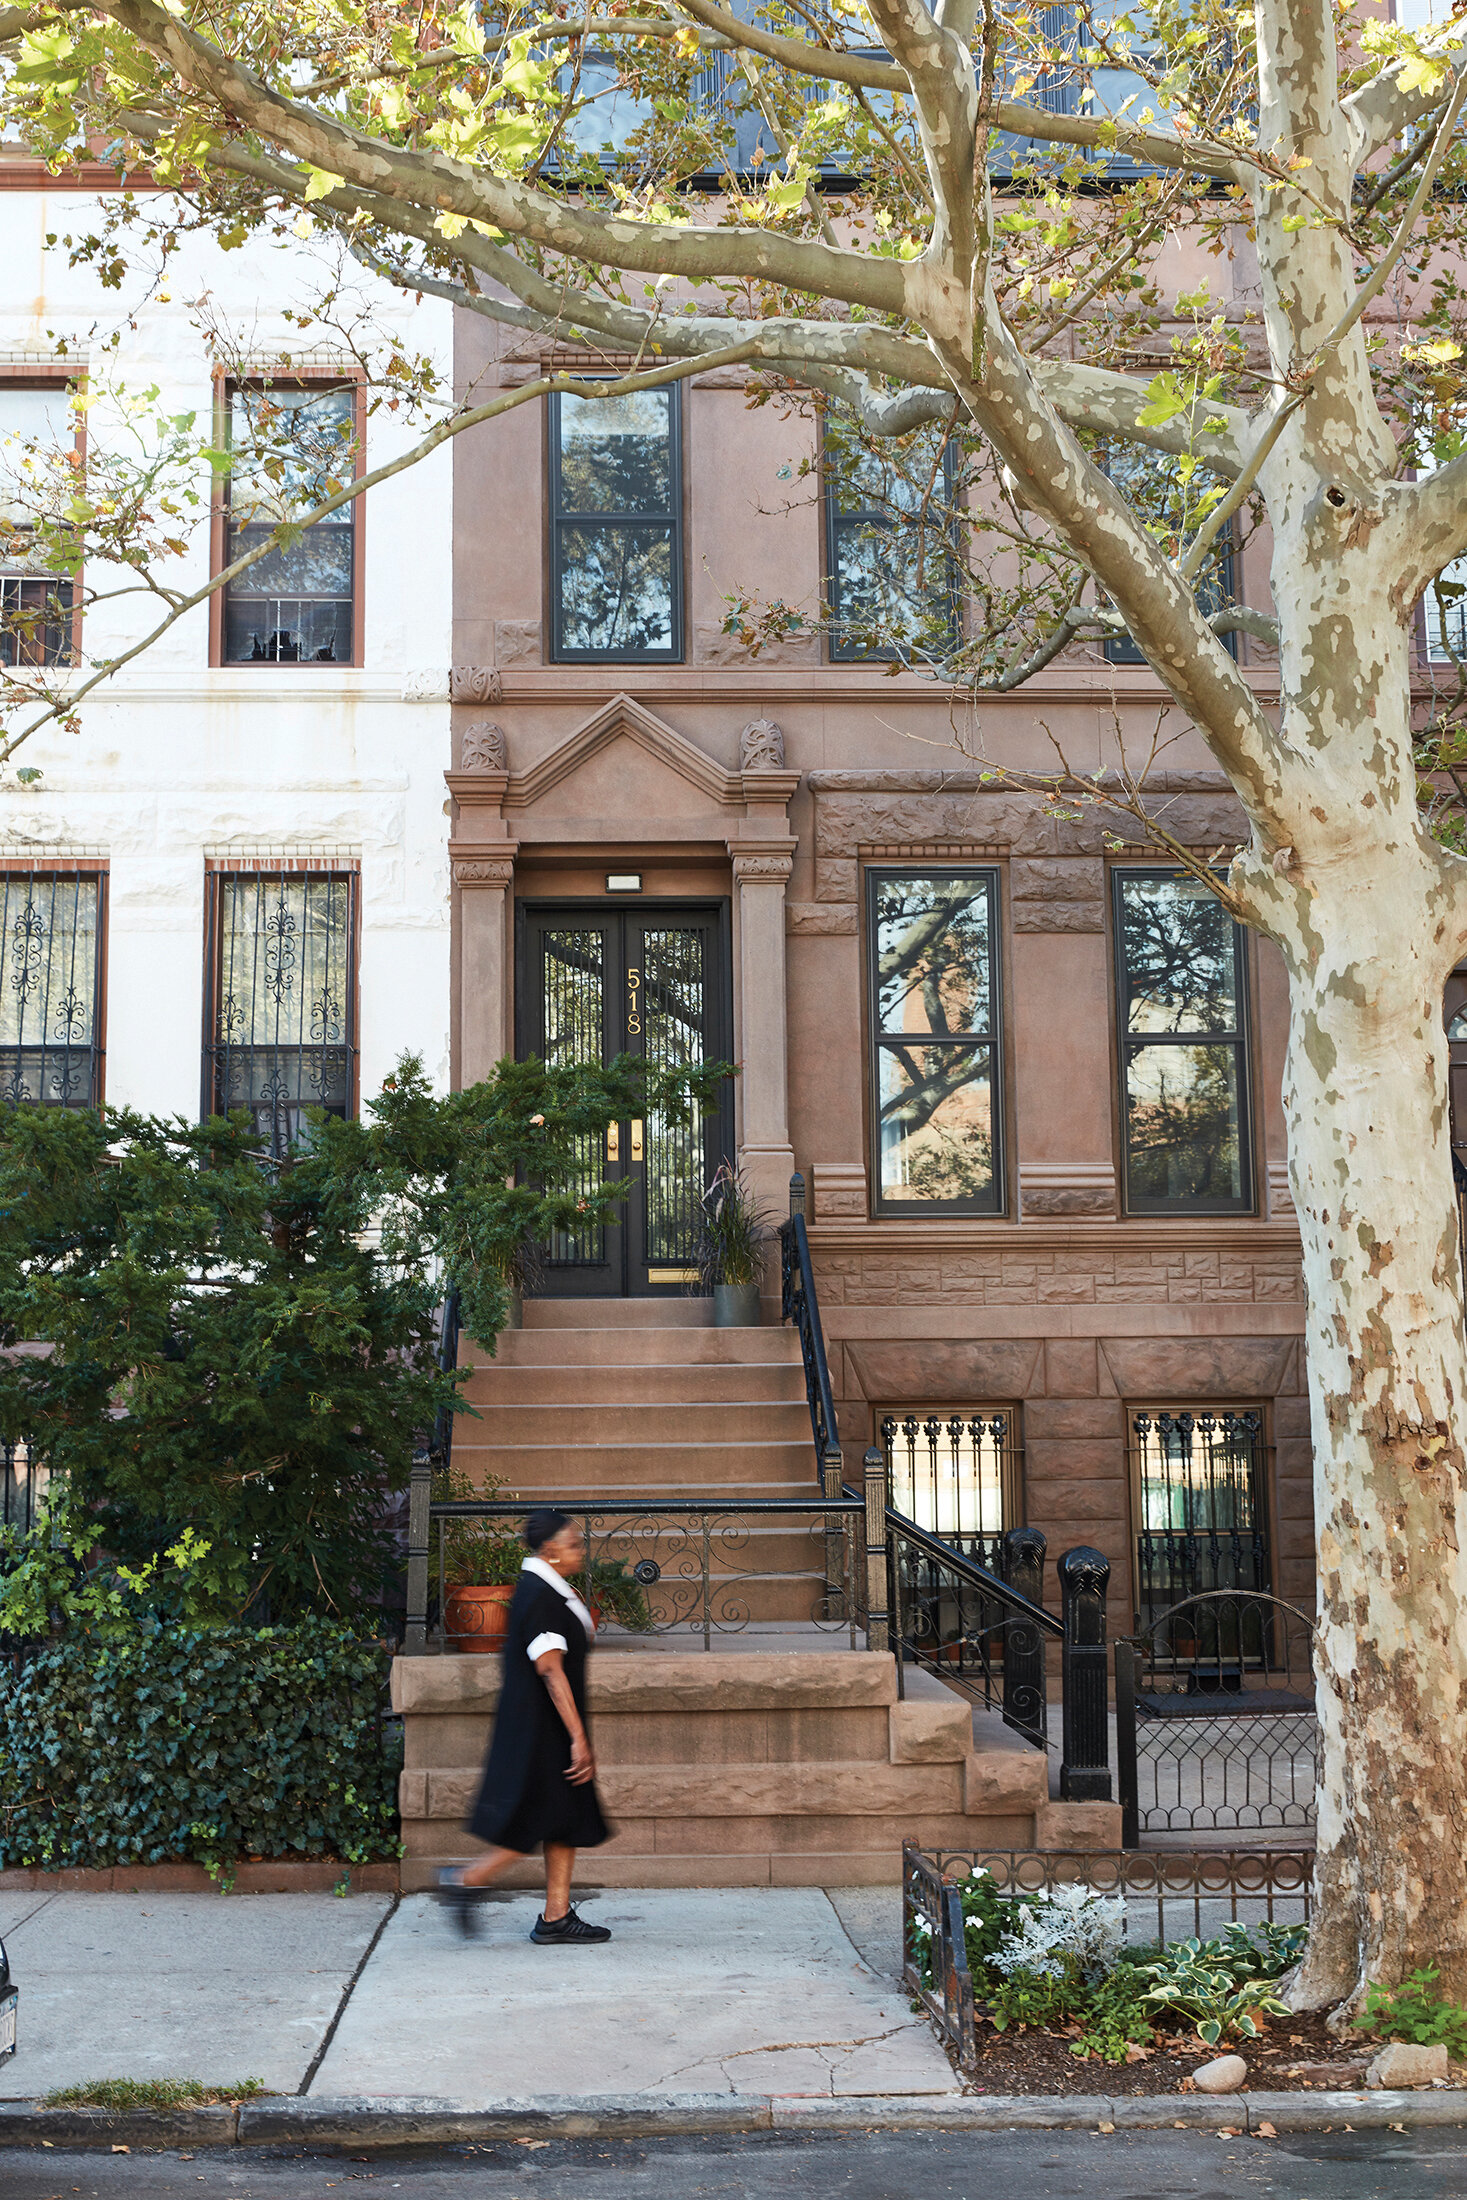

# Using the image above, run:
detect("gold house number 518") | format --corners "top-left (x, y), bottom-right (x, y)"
top-left (627, 966), bottom-right (642, 1036)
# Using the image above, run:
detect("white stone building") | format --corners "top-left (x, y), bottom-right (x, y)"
top-left (0, 180), bottom-right (453, 1134)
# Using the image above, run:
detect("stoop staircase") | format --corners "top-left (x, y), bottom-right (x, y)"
top-left (394, 1298), bottom-right (1123, 1884)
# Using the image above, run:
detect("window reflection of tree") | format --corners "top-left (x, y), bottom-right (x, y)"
top-left (1121, 876), bottom-right (1235, 1032)
top-left (1125, 1044), bottom-right (1240, 1202)
top-left (872, 873), bottom-right (999, 1210)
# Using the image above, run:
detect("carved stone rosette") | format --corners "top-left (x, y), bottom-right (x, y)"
top-left (740, 718), bottom-right (786, 771)
top-left (461, 721), bottom-right (508, 771)
top-left (450, 666), bottom-right (503, 705)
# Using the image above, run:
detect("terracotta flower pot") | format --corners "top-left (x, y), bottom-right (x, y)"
top-left (444, 1582), bottom-right (515, 1652)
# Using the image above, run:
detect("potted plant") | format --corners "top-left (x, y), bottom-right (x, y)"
top-left (694, 1162), bottom-right (772, 1328)
top-left (491, 1238), bottom-right (544, 1333)
top-left (434, 1466), bottom-right (526, 1652)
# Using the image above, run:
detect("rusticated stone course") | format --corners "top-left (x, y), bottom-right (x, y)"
top-left (812, 1247), bottom-right (1304, 1307)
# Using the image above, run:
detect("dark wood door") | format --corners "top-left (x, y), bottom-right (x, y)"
top-left (516, 901), bottom-right (732, 1296)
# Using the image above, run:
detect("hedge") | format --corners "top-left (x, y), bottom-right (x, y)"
top-left (0, 1621), bottom-right (400, 1875)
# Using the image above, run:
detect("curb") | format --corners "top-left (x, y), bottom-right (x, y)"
top-left (0, 2088), bottom-right (1464, 2148)
top-left (0, 2105), bottom-right (239, 2147)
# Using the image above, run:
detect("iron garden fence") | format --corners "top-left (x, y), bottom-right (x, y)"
top-left (1115, 1589), bottom-right (1320, 1847)
top-left (903, 1841), bottom-right (1315, 2068)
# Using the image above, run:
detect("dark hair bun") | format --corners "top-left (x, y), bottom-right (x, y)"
top-left (524, 1507), bottom-right (572, 1551)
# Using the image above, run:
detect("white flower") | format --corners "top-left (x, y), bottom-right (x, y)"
top-left (969, 1864), bottom-right (990, 1880)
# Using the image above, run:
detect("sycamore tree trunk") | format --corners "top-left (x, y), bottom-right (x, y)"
top-left (1241, 558), bottom-right (1467, 2008)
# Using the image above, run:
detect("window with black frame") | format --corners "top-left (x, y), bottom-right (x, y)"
top-left (221, 385), bottom-right (357, 665)
top-left (826, 422), bottom-right (959, 662)
top-left (0, 386), bottom-right (77, 667)
top-left (1114, 868), bottom-right (1252, 1213)
top-left (0, 869), bottom-right (103, 1108)
top-left (549, 383), bottom-right (683, 662)
top-left (868, 870), bottom-right (1003, 1215)
top-left (1097, 441), bottom-right (1237, 665)
top-left (204, 870), bottom-right (357, 1156)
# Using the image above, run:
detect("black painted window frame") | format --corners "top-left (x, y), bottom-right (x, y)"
top-left (1113, 864), bottom-right (1255, 1217)
top-left (548, 379), bottom-right (685, 665)
top-left (866, 865), bottom-right (1006, 1220)
top-left (0, 866), bottom-right (106, 1109)
top-left (824, 431), bottom-right (960, 664)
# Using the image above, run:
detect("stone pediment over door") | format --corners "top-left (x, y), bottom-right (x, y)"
top-left (482, 693), bottom-right (792, 850)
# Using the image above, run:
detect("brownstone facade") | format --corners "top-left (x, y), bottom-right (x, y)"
top-left (448, 309), bottom-right (1311, 1632)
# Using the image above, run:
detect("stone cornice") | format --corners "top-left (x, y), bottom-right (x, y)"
top-left (807, 1218), bottom-right (1302, 1254)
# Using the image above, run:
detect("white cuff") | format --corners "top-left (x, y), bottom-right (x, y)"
top-left (528, 1631), bottom-right (568, 1662)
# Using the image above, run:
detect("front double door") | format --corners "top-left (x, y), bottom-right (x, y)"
top-left (516, 901), bottom-right (733, 1296)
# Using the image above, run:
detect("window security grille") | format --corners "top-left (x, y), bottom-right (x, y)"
top-left (1114, 868), bottom-right (1253, 1214)
top-left (1130, 1408), bottom-right (1271, 1632)
top-left (549, 383), bottom-right (683, 662)
top-left (867, 869), bottom-right (1004, 1215)
top-left (880, 1410), bottom-right (1020, 1567)
top-left (0, 871), bottom-right (103, 1107)
top-left (221, 386), bottom-right (356, 665)
top-left (203, 871), bottom-right (357, 1155)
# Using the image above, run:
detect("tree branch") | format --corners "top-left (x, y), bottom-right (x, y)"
top-left (0, 341), bottom-right (761, 762)
top-left (94, 0), bottom-right (907, 314)
top-left (1345, 35), bottom-right (1467, 176)
top-left (669, 0), bottom-right (1243, 176)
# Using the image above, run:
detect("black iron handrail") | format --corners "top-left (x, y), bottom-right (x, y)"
top-left (432, 1282), bottom-right (462, 1478)
top-left (779, 1187), bottom-right (839, 1480)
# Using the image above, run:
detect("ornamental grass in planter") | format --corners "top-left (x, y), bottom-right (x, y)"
top-left (693, 1162), bottom-right (773, 1328)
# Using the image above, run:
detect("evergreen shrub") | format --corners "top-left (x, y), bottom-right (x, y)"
top-left (0, 1620), bottom-right (397, 1875)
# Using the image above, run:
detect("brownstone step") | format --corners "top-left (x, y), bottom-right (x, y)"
top-left (471, 1327), bottom-right (801, 1368)
top-left (462, 1363), bottom-right (808, 1407)
top-left (456, 1400), bottom-right (812, 1446)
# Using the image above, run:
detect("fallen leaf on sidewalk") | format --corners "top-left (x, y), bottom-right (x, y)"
top-left (111, 2144), bottom-right (130, 2154)
top-left (515, 2138), bottom-right (552, 2149)
top-left (1097, 2121), bottom-right (1115, 2134)
top-left (1255, 2122), bottom-right (1277, 2138)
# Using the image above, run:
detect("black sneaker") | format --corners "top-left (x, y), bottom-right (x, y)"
top-left (437, 1867), bottom-right (482, 1940)
top-left (531, 1905), bottom-right (611, 1945)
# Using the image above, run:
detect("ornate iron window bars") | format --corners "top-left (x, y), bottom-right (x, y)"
top-left (1130, 1408), bottom-right (1271, 1630)
top-left (0, 870), bottom-right (103, 1108)
top-left (203, 869), bottom-right (357, 1157)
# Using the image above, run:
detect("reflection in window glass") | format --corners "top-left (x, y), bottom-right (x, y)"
top-left (826, 423), bottom-right (958, 662)
top-left (551, 385), bottom-right (681, 661)
top-left (1115, 870), bottom-right (1252, 1213)
top-left (0, 386), bottom-right (77, 666)
top-left (1097, 439), bottom-right (1236, 664)
top-left (557, 54), bottom-right (656, 157)
top-left (222, 386), bottom-right (356, 665)
top-left (869, 872), bottom-right (1002, 1213)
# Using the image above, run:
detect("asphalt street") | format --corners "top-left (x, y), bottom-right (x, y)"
top-left (1, 2128), bottom-right (1466, 2200)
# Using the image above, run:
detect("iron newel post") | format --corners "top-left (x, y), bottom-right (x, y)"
top-left (1058, 1545), bottom-right (1113, 1802)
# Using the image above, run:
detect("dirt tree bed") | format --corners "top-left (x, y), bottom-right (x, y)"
top-left (963, 2009), bottom-right (1376, 2096)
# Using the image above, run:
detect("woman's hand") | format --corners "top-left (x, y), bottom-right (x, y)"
top-left (568, 1734), bottom-right (596, 1786)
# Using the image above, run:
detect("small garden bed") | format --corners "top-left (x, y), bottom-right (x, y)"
top-left (909, 1855), bottom-right (1467, 2098)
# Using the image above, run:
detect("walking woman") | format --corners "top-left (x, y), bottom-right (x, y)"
top-left (438, 1508), bottom-right (612, 1944)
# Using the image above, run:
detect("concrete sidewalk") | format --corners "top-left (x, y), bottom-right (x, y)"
top-left (0, 1886), bottom-right (954, 2105)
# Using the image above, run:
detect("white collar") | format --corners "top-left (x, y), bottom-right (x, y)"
top-left (521, 1552), bottom-right (595, 1636)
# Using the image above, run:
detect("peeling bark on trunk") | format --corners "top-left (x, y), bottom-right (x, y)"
top-left (1239, 581), bottom-right (1467, 2009)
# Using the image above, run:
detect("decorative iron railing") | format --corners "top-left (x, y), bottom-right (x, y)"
top-left (779, 1180), bottom-right (840, 1475)
top-left (1115, 1589), bottom-right (1319, 1847)
top-left (0, 1439), bottom-right (46, 1540)
top-left (888, 1508), bottom-right (1058, 1748)
top-left (904, 1840), bottom-right (1315, 2070)
top-left (775, 1174), bottom-right (1112, 1794)
top-left (402, 1493), bottom-right (871, 1653)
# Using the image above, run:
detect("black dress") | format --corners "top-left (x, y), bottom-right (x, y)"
top-left (467, 1559), bottom-right (611, 1853)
